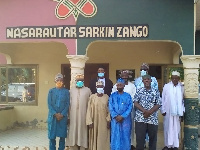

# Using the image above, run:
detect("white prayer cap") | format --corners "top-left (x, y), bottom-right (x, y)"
top-left (171, 71), bottom-right (180, 76)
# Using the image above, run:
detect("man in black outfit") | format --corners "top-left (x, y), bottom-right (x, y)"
top-left (89, 66), bottom-right (113, 96)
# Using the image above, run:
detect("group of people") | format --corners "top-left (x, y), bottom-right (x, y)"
top-left (47, 63), bottom-right (185, 150)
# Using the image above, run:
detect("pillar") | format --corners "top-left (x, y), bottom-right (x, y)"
top-left (181, 55), bottom-right (200, 150)
top-left (66, 55), bottom-right (89, 88)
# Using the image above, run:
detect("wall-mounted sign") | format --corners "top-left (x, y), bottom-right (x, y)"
top-left (6, 24), bottom-right (149, 39)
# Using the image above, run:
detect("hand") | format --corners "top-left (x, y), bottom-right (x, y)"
top-left (162, 112), bottom-right (166, 116)
top-left (55, 114), bottom-right (60, 121)
top-left (107, 121), bottom-right (110, 129)
top-left (59, 113), bottom-right (64, 118)
top-left (88, 123), bottom-right (94, 128)
top-left (58, 113), bottom-right (64, 121)
top-left (180, 116), bottom-right (184, 122)
top-left (115, 115), bottom-right (124, 123)
top-left (54, 113), bottom-right (59, 120)
top-left (55, 113), bottom-right (63, 121)
top-left (143, 110), bottom-right (151, 118)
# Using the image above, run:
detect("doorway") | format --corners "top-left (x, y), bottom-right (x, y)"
top-left (61, 63), bottom-right (109, 89)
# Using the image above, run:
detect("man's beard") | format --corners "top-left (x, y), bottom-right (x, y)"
top-left (117, 88), bottom-right (123, 92)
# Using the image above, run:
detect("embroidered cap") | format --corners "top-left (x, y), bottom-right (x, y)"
top-left (141, 63), bottom-right (149, 70)
top-left (75, 74), bottom-right (84, 80)
top-left (96, 81), bottom-right (104, 87)
top-left (55, 73), bottom-right (63, 81)
top-left (117, 78), bottom-right (125, 84)
top-left (121, 70), bottom-right (129, 74)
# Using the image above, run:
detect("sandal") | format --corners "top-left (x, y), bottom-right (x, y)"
top-left (162, 146), bottom-right (169, 150)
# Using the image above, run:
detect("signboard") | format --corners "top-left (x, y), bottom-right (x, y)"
top-left (6, 24), bottom-right (149, 39)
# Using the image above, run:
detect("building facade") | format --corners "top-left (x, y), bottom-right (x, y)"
top-left (0, 0), bottom-right (199, 149)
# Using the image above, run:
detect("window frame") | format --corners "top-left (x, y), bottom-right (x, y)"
top-left (0, 64), bottom-right (39, 106)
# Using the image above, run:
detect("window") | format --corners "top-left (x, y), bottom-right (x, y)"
top-left (0, 65), bottom-right (38, 105)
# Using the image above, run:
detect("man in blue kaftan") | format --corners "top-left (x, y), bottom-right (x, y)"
top-left (109, 78), bottom-right (133, 150)
top-left (47, 73), bottom-right (70, 150)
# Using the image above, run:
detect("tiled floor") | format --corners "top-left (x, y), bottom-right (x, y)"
top-left (0, 128), bottom-right (48, 149)
top-left (0, 128), bottom-right (199, 150)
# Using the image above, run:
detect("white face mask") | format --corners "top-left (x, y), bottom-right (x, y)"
top-left (140, 70), bottom-right (147, 76)
top-left (97, 88), bottom-right (104, 94)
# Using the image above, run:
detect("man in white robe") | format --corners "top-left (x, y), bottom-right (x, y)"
top-left (161, 71), bottom-right (184, 150)
top-left (66, 74), bottom-right (91, 150)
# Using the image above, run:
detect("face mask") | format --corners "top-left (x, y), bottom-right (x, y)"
top-left (56, 81), bottom-right (63, 88)
top-left (140, 70), bottom-right (147, 76)
top-left (98, 72), bottom-right (104, 77)
top-left (97, 88), bottom-right (104, 94)
top-left (76, 81), bottom-right (84, 88)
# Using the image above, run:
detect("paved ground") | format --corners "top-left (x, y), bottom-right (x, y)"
top-left (0, 128), bottom-right (199, 150)
top-left (0, 128), bottom-right (48, 150)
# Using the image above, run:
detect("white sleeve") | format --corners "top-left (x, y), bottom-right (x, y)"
top-left (130, 84), bottom-right (136, 100)
top-left (182, 85), bottom-right (185, 112)
top-left (111, 83), bottom-right (117, 94)
top-left (161, 84), bottom-right (167, 114)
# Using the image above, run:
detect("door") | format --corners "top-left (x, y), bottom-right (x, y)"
top-left (148, 64), bottom-right (184, 92)
top-left (61, 63), bottom-right (109, 89)
top-left (61, 64), bottom-right (71, 89)
top-left (84, 63), bottom-right (109, 87)
top-left (162, 64), bottom-right (184, 85)
top-left (148, 65), bottom-right (162, 92)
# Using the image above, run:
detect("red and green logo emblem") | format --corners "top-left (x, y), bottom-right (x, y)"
top-left (54, 0), bottom-right (97, 21)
